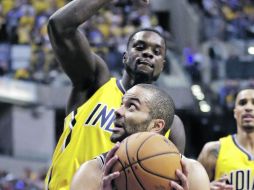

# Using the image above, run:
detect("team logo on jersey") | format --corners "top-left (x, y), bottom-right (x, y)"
top-left (227, 169), bottom-right (254, 190)
top-left (84, 103), bottom-right (115, 132)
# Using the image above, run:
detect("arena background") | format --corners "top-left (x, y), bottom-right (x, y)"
top-left (0, 0), bottom-right (253, 188)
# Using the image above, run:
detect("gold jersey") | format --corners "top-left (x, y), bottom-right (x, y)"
top-left (45, 78), bottom-right (171, 190)
top-left (45, 78), bottom-right (125, 190)
top-left (215, 135), bottom-right (254, 190)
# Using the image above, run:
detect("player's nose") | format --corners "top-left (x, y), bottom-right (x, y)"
top-left (142, 49), bottom-right (153, 59)
top-left (115, 106), bottom-right (124, 118)
top-left (245, 101), bottom-right (254, 112)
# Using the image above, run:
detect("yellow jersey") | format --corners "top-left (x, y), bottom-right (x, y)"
top-left (215, 134), bottom-right (254, 190)
top-left (45, 78), bottom-right (171, 190)
top-left (45, 78), bottom-right (125, 190)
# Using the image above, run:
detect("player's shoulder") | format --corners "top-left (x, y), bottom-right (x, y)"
top-left (71, 159), bottom-right (102, 190)
top-left (184, 157), bottom-right (205, 170)
top-left (183, 157), bottom-right (210, 190)
top-left (201, 140), bottom-right (221, 153)
top-left (74, 157), bottom-right (104, 180)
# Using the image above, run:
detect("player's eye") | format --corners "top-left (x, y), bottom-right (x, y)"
top-left (127, 103), bottom-right (137, 111)
top-left (154, 48), bottom-right (161, 55)
top-left (238, 99), bottom-right (247, 106)
top-left (135, 42), bottom-right (145, 51)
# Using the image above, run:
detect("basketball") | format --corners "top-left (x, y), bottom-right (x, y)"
top-left (111, 132), bottom-right (182, 190)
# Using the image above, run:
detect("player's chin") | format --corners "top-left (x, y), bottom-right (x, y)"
top-left (135, 71), bottom-right (153, 82)
top-left (136, 68), bottom-right (153, 75)
top-left (242, 124), bottom-right (254, 132)
top-left (110, 133), bottom-right (126, 143)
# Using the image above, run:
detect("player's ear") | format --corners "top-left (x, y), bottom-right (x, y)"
top-left (233, 107), bottom-right (237, 119)
top-left (151, 119), bottom-right (165, 133)
top-left (123, 52), bottom-right (128, 64)
top-left (161, 59), bottom-right (166, 71)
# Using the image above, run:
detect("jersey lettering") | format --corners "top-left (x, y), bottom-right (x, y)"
top-left (84, 103), bottom-right (115, 132)
top-left (228, 170), bottom-right (254, 190)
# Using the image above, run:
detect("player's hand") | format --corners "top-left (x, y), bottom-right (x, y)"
top-left (210, 175), bottom-right (233, 190)
top-left (131, 0), bottom-right (150, 6)
top-left (141, 0), bottom-right (149, 4)
top-left (101, 142), bottom-right (120, 190)
top-left (170, 159), bottom-right (189, 190)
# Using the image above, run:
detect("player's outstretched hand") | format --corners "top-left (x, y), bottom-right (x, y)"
top-left (210, 175), bottom-right (233, 190)
top-left (141, 0), bottom-right (149, 4)
top-left (131, 0), bottom-right (150, 6)
top-left (170, 159), bottom-right (189, 190)
top-left (101, 142), bottom-right (120, 190)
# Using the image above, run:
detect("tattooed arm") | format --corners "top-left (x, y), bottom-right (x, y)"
top-left (197, 141), bottom-right (220, 180)
top-left (197, 141), bottom-right (233, 190)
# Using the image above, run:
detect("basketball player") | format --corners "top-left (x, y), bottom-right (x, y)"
top-left (45, 0), bottom-right (186, 189)
top-left (71, 84), bottom-right (210, 190)
top-left (198, 88), bottom-right (254, 190)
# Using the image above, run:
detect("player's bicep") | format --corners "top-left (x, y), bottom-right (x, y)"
top-left (188, 159), bottom-right (210, 190)
top-left (48, 25), bottom-right (96, 79)
top-left (197, 142), bottom-right (220, 180)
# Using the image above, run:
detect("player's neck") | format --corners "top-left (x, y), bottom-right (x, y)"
top-left (236, 131), bottom-right (254, 153)
top-left (121, 71), bottom-right (153, 91)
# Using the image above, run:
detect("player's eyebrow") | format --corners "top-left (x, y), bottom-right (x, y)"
top-left (122, 96), bottom-right (141, 105)
top-left (134, 39), bottom-right (162, 49)
top-left (128, 97), bottom-right (141, 104)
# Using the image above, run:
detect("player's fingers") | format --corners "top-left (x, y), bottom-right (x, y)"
top-left (133, 0), bottom-right (150, 5)
top-left (216, 175), bottom-right (230, 183)
top-left (222, 184), bottom-right (234, 190)
top-left (104, 155), bottom-right (118, 175)
top-left (210, 182), bottom-right (233, 190)
top-left (170, 180), bottom-right (184, 190)
top-left (210, 187), bottom-right (233, 190)
top-left (105, 142), bottom-right (120, 163)
top-left (102, 172), bottom-right (120, 188)
top-left (210, 187), bottom-right (220, 190)
top-left (175, 169), bottom-right (188, 189)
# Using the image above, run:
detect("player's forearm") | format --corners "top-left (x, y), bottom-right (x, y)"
top-left (48, 0), bottom-right (113, 35)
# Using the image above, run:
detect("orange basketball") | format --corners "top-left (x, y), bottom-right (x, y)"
top-left (111, 132), bottom-right (182, 190)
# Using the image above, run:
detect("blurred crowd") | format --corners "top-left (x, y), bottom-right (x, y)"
top-left (1, 0), bottom-right (254, 186)
top-left (0, 0), bottom-right (171, 84)
top-left (182, 0), bottom-right (254, 98)
top-left (0, 168), bottom-right (46, 190)
top-left (201, 0), bottom-right (254, 40)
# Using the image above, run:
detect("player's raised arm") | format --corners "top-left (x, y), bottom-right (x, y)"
top-left (47, 0), bottom-right (113, 112)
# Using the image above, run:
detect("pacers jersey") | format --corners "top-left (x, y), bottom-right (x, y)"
top-left (45, 78), bottom-right (125, 190)
top-left (45, 78), bottom-right (172, 190)
top-left (215, 134), bottom-right (254, 190)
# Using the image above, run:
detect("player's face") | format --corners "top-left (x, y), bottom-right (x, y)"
top-left (111, 86), bottom-right (154, 143)
top-left (124, 31), bottom-right (166, 83)
top-left (234, 89), bottom-right (254, 132)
